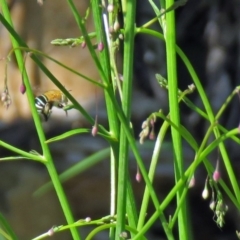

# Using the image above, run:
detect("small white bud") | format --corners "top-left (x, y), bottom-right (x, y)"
top-left (202, 188), bottom-right (209, 199)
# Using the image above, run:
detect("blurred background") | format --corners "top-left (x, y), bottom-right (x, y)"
top-left (0, 0), bottom-right (240, 239)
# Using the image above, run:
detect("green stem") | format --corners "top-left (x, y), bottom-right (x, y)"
top-left (0, 2), bottom-right (80, 239)
top-left (115, 0), bottom-right (136, 238)
top-left (164, 0), bottom-right (188, 238)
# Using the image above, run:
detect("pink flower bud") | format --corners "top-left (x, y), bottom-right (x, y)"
top-left (213, 170), bottom-right (221, 182)
top-left (213, 159), bottom-right (221, 182)
top-left (20, 83), bottom-right (26, 94)
top-left (92, 115), bottom-right (98, 136)
top-left (47, 227), bottom-right (55, 236)
top-left (149, 130), bottom-right (155, 140)
top-left (97, 42), bottom-right (104, 52)
top-left (136, 171), bottom-right (141, 183)
top-left (81, 41), bottom-right (86, 49)
top-left (92, 125), bottom-right (98, 137)
top-left (188, 176), bottom-right (195, 188)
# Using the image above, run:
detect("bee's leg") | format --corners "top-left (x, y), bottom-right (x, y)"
top-left (43, 102), bottom-right (52, 121)
top-left (58, 103), bottom-right (68, 116)
top-left (57, 103), bottom-right (64, 108)
top-left (42, 111), bottom-right (50, 121)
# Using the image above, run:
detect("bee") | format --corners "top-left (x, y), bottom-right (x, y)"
top-left (35, 90), bottom-right (68, 121)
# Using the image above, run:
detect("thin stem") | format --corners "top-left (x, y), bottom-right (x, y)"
top-left (115, 0), bottom-right (136, 238)
top-left (0, 2), bottom-right (80, 239)
top-left (164, 0), bottom-right (188, 238)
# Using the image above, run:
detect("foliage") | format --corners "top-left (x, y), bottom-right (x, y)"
top-left (0, 0), bottom-right (239, 239)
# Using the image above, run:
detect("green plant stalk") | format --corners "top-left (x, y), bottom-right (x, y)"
top-left (66, 1), bottom-right (138, 239)
top-left (138, 26), bottom-right (240, 232)
top-left (176, 48), bottom-right (240, 205)
top-left (60, 2), bottom-right (164, 238)
top-left (137, 120), bottom-right (171, 231)
top-left (133, 128), bottom-right (239, 239)
top-left (115, 0), bottom-right (136, 238)
top-left (87, 2), bottom-right (121, 239)
top-left (90, 1), bottom-right (119, 226)
top-left (0, 140), bottom-right (44, 162)
top-left (34, 148), bottom-right (110, 196)
top-left (105, 0), bottom-right (123, 99)
top-left (64, 6), bottom-right (165, 235)
top-left (66, 0), bottom-right (107, 85)
top-left (164, 0), bottom-right (188, 238)
top-left (0, 212), bottom-right (17, 240)
top-left (0, 2), bottom-right (80, 239)
top-left (137, 78), bottom-right (196, 231)
top-left (169, 120), bottom-right (217, 230)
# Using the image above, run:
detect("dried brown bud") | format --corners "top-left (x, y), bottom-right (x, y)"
top-left (1, 88), bottom-right (11, 109)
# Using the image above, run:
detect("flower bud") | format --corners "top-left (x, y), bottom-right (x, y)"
top-left (188, 176), bottom-right (195, 188)
top-left (97, 42), bottom-right (104, 52)
top-left (209, 200), bottom-right (216, 211)
top-left (118, 33), bottom-right (124, 40)
top-left (1, 89), bottom-right (11, 109)
top-left (107, 4), bottom-right (114, 13)
top-left (92, 125), bottom-right (98, 137)
top-left (202, 188), bottom-right (209, 199)
top-left (213, 170), bottom-right (221, 182)
top-left (188, 84), bottom-right (195, 91)
top-left (81, 41), bottom-right (86, 49)
top-left (1, 92), bottom-right (7, 102)
top-left (213, 159), bottom-right (221, 182)
top-left (20, 83), bottom-right (26, 94)
top-left (149, 129), bottom-right (155, 140)
top-left (113, 20), bottom-right (120, 32)
top-left (141, 120), bottom-right (148, 129)
top-left (109, 26), bottom-right (114, 34)
top-left (119, 231), bottom-right (128, 239)
top-left (48, 227), bottom-right (55, 236)
top-left (136, 171), bottom-right (141, 183)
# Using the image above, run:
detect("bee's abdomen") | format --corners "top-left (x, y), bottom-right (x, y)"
top-left (35, 95), bottom-right (48, 111)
